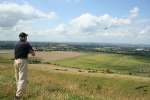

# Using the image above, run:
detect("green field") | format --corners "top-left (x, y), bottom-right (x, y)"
top-left (51, 53), bottom-right (150, 77)
top-left (0, 51), bottom-right (150, 100)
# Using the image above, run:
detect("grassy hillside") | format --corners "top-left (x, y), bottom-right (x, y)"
top-left (51, 53), bottom-right (150, 77)
top-left (0, 51), bottom-right (150, 100)
top-left (0, 64), bottom-right (150, 100)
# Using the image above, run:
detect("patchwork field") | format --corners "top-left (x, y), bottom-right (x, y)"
top-left (0, 50), bottom-right (150, 100)
top-left (51, 53), bottom-right (150, 77)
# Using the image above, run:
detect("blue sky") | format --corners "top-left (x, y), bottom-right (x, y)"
top-left (0, 0), bottom-right (150, 44)
top-left (23, 0), bottom-right (150, 21)
top-left (26, 0), bottom-right (150, 18)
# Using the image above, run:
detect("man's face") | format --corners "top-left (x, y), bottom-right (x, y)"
top-left (19, 36), bottom-right (27, 41)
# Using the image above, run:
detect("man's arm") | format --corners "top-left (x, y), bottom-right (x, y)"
top-left (28, 42), bottom-right (35, 56)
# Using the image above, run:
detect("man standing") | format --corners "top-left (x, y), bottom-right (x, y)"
top-left (14, 32), bottom-right (35, 100)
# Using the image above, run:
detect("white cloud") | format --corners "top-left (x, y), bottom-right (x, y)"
top-left (70, 13), bottom-right (131, 33)
top-left (51, 10), bottom-right (134, 36)
top-left (70, 7), bottom-right (139, 32)
top-left (0, 2), bottom-right (56, 28)
top-left (129, 7), bottom-right (139, 18)
top-left (140, 26), bottom-right (150, 34)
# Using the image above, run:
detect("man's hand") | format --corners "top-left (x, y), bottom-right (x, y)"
top-left (30, 50), bottom-right (35, 56)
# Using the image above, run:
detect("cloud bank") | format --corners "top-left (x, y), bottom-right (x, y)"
top-left (0, 2), bottom-right (56, 28)
top-left (37, 6), bottom-right (149, 44)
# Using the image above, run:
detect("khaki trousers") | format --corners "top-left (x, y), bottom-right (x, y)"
top-left (14, 59), bottom-right (28, 97)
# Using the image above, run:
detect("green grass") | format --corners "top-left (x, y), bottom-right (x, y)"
top-left (0, 55), bottom-right (13, 64)
top-left (0, 64), bottom-right (150, 100)
top-left (51, 53), bottom-right (150, 77)
top-left (1, 51), bottom-right (150, 100)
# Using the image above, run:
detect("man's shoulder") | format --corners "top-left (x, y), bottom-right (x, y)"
top-left (16, 41), bottom-right (31, 47)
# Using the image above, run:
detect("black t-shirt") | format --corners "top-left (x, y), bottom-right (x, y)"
top-left (14, 41), bottom-right (33, 59)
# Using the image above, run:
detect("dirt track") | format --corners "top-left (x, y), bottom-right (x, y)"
top-left (29, 64), bottom-right (150, 82)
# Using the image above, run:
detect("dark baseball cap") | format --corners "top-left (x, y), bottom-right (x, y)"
top-left (19, 32), bottom-right (28, 37)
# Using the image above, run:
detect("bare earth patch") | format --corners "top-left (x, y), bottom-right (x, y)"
top-left (32, 51), bottom-right (84, 62)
